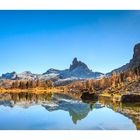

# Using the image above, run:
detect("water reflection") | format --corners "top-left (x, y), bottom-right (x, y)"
top-left (0, 93), bottom-right (91, 124)
top-left (98, 96), bottom-right (140, 130)
top-left (0, 92), bottom-right (139, 130)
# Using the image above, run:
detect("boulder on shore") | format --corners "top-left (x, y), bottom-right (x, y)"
top-left (121, 94), bottom-right (140, 103)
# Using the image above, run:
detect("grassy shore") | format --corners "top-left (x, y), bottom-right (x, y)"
top-left (99, 92), bottom-right (122, 101)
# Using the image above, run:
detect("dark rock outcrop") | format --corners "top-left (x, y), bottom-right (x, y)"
top-left (129, 43), bottom-right (140, 68)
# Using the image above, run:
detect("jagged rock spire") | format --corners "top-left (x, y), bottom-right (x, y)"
top-left (69, 57), bottom-right (89, 71)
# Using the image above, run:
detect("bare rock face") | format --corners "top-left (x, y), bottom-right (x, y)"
top-left (129, 43), bottom-right (140, 68)
top-left (68, 57), bottom-right (103, 78)
top-left (108, 43), bottom-right (140, 75)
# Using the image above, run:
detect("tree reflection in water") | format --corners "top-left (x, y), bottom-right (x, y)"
top-left (98, 96), bottom-right (140, 130)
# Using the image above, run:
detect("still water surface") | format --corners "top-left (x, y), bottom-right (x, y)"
top-left (0, 93), bottom-right (139, 130)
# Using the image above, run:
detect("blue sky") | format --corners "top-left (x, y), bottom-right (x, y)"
top-left (0, 10), bottom-right (140, 75)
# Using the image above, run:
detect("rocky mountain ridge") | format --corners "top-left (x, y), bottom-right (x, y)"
top-left (108, 43), bottom-right (140, 75)
top-left (0, 58), bottom-right (104, 85)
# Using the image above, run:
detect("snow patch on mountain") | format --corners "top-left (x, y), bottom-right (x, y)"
top-left (0, 72), bottom-right (18, 80)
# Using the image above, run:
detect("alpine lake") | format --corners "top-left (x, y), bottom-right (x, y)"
top-left (0, 92), bottom-right (139, 130)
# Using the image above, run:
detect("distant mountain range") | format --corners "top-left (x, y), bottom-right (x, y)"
top-left (0, 57), bottom-right (104, 85)
top-left (1, 43), bottom-right (140, 85)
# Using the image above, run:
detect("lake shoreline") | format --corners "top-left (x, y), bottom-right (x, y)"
top-left (1, 88), bottom-right (140, 103)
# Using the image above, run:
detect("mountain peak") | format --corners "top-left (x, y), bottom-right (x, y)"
top-left (43, 68), bottom-right (60, 75)
top-left (21, 71), bottom-right (32, 75)
top-left (72, 57), bottom-right (78, 64)
top-left (1, 71), bottom-right (18, 80)
top-left (69, 58), bottom-right (89, 71)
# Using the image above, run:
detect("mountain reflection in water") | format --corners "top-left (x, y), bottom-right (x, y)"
top-left (0, 93), bottom-right (91, 125)
top-left (0, 92), bottom-right (139, 130)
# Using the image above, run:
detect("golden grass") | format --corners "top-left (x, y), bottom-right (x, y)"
top-left (100, 92), bottom-right (112, 97)
top-left (100, 92), bottom-right (122, 101)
